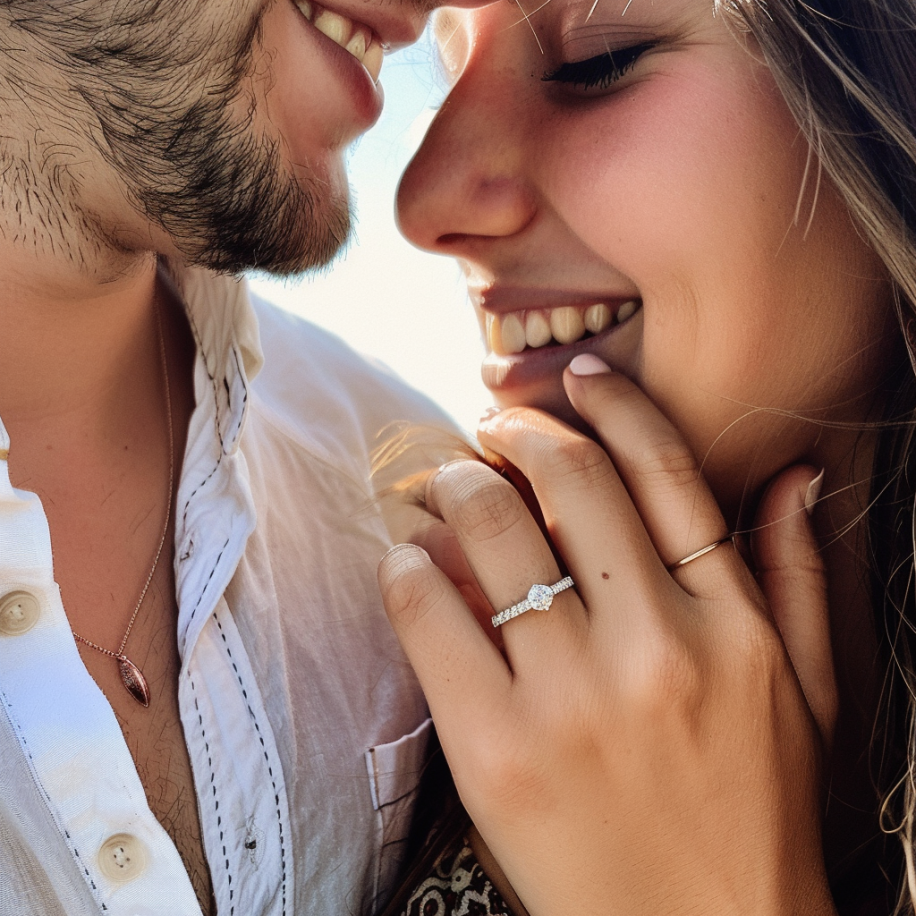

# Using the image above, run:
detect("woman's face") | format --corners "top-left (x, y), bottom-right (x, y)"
top-left (396, 0), bottom-right (897, 519)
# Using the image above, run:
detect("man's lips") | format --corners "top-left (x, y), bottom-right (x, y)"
top-left (295, 0), bottom-right (385, 82)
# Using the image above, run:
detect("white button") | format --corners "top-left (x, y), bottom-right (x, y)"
top-left (0, 591), bottom-right (40, 636)
top-left (97, 833), bottom-right (148, 884)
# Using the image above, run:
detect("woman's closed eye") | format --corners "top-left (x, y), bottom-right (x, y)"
top-left (542, 41), bottom-right (656, 92)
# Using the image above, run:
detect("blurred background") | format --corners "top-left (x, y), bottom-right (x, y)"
top-left (249, 30), bottom-right (490, 434)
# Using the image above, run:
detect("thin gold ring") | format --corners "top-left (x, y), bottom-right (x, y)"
top-left (667, 534), bottom-right (735, 571)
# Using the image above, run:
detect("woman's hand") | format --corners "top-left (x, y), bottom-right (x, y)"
top-left (378, 359), bottom-right (839, 916)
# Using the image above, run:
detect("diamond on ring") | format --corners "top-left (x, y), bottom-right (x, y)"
top-left (491, 576), bottom-right (575, 628)
top-left (526, 584), bottom-right (555, 611)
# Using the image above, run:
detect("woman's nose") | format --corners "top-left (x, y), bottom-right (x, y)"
top-left (396, 80), bottom-right (537, 254)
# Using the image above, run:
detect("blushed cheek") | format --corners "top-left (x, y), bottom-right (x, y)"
top-left (549, 75), bottom-right (788, 284)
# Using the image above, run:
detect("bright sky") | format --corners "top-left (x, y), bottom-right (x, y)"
top-left (248, 32), bottom-right (491, 434)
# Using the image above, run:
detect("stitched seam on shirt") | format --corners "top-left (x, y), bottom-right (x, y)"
top-left (183, 539), bottom-right (234, 912)
top-left (0, 689), bottom-right (108, 910)
top-left (215, 612), bottom-right (288, 916)
top-left (182, 460), bottom-right (222, 529)
top-left (230, 345), bottom-right (249, 444)
top-left (189, 671), bottom-right (234, 916)
top-left (187, 539), bottom-right (230, 626)
top-left (180, 319), bottom-right (223, 528)
top-left (179, 341), bottom-right (250, 530)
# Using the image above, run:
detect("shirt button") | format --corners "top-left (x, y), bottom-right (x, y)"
top-left (97, 833), bottom-right (148, 884)
top-left (0, 591), bottom-right (40, 636)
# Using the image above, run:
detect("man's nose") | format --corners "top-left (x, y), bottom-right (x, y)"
top-left (396, 78), bottom-right (537, 256)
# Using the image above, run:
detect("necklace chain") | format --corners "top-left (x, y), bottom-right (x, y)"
top-left (72, 305), bottom-right (175, 706)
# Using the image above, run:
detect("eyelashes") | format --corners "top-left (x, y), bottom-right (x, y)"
top-left (542, 41), bottom-right (656, 91)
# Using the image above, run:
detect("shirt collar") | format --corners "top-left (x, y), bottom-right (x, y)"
top-left (162, 260), bottom-right (264, 457)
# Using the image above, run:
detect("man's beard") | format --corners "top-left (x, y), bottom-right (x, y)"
top-left (6, 0), bottom-right (351, 275)
top-left (130, 83), bottom-right (352, 276)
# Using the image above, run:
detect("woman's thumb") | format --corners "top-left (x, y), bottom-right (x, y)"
top-left (752, 465), bottom-right (837, 751)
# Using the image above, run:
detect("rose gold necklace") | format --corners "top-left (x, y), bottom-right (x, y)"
top-left (72, 306), bottom-right (174, 708)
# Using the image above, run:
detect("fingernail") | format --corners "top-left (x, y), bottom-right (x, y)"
top-left (569, 354), bottom-right (612, 376)
top-left (805, 469), bottom-right (824, 516)
top-left (438, 458), bottom-right (474, 474)
top-left (479, 406), bottom-right (502, 424)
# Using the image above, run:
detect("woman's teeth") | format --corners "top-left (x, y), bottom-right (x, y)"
top-left (295, 0), bottom-right (384, 82)
top-left (486, 300), bottom-right (640, 356)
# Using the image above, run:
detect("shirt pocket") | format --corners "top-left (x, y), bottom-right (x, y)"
top-left (365, 716), bottom-right (433, 903)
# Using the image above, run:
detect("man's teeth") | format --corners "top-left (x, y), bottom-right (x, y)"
top-left (487, 300), bottom-right (641, 356)
top-left (295, 0), bottom-right (384, 82)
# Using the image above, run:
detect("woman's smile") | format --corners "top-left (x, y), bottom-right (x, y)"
top-left (476, 291), bottom-right (642, 356)
top-left (473, 285), bottom-right (644, 393)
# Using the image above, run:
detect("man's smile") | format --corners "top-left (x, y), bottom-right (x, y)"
top-left (295, 0), bottom-right (384, 82)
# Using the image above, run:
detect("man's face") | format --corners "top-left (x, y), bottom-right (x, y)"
top-left (6, 0), bottom-right (426, 274)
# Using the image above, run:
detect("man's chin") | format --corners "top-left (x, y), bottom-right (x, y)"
top-left (190, 202), bottom-right (352, 277)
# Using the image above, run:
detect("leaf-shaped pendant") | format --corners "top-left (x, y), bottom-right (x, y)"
top-left (117, 656), bottom-right (151, 707)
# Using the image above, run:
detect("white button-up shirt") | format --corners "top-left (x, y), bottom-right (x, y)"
top-left (0, 266), bottom-right (448, 916)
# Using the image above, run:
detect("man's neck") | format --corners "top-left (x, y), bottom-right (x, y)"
top-left (0, 243), bottom-right (164, 434)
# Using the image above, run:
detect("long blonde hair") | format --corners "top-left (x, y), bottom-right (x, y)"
top-left (720, 1), bottom-right (916, 910)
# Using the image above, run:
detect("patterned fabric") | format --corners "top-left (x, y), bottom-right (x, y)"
top-left (401, 840), bottom-right (513, 916)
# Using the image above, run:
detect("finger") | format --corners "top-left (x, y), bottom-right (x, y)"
top-left (560, 357), bottom-right (733, 588)
top-left (482, 425), bottom-right (655, 590)
top-left (425, 459), bottom-right (584, 661)
top-left (409, 514), bottom-right (502, 648)
top-left (475, 408), bottom-right (683, 651)
top-left (752, 466), bottom-right (837, 750)
top-left (378, 543), bottom-right (510, 718)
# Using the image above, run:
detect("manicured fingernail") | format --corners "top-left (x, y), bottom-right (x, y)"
top-left (569, 354), bottom-right (612, 376)
top-left (805, 469), bottom-right (824, 516)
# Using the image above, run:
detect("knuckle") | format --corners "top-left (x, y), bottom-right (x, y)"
top-left (734, 613), bottom-right (785, 672)
top-left (620, 628), bottom-right (702, 715)
top-left (636, 438), bottom-right (699, 489)
top-left (463, 715), bottom-right (550, 813)
top-left (379, 549), bottom-right (451, 626)
top-left (542, 436), bottom-right (614, 489)
top-left (472, 740), bottom-right (532, 797)
top-left (449, 473), bottom-right (526, 542)
top-left (711, 601), bottom-right (788, 684)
